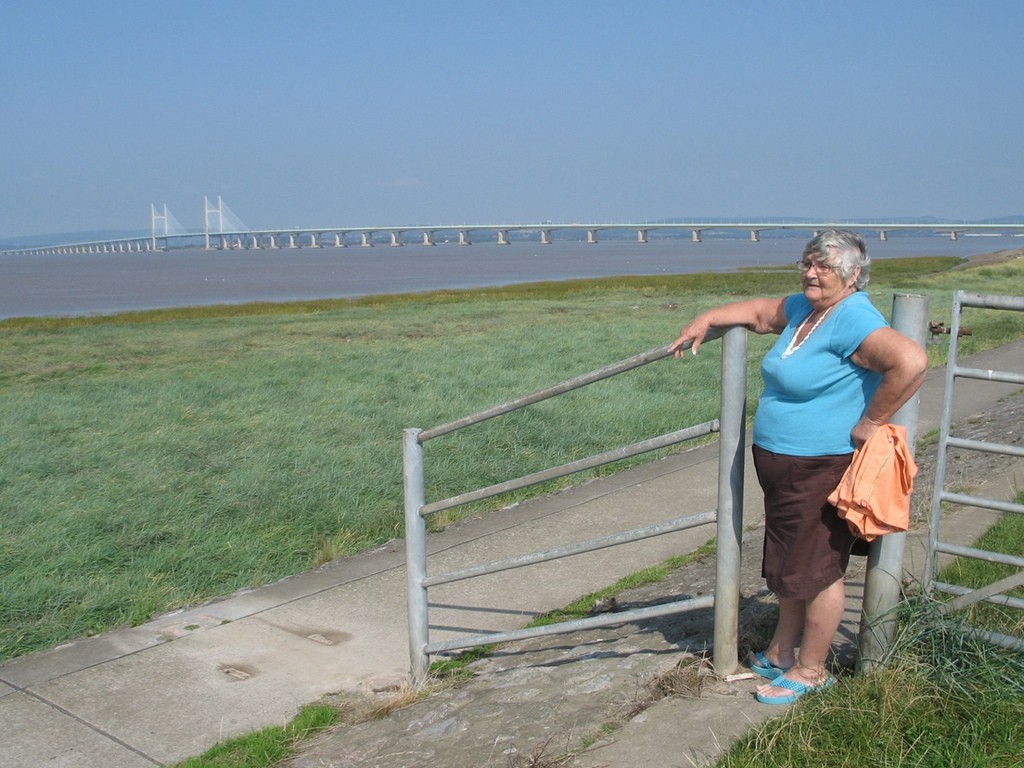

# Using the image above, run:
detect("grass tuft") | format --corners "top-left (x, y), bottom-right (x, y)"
top-left (173, 703), bottom-right (338, 768)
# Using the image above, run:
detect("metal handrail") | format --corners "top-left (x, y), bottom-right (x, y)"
top-left (417, 331), bottom-right (724, 442)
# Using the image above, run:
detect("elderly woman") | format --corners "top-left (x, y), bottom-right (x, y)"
top-left (669, 230), bottom-right (926, 705)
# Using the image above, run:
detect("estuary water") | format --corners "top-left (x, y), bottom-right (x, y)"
top-left (1, 234), bottom-right (1020, 320)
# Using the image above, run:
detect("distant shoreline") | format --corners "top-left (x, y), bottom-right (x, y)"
top-left (953, 247), bottom-right (1024, 269)
top-left (2, 238), bottom-right (1021, 321)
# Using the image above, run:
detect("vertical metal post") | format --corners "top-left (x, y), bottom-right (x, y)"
top-left (857, 293), bottom-right (929, 672)
top-left (924, 290), bottom-right (965, 592)
top-left (403, 428), bottom-right (431, 685)
top-left (713, 326), bottom-right (747, 675)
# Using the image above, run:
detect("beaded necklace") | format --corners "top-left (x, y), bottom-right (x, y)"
top-left (780, 304), bottom-right (835, 359)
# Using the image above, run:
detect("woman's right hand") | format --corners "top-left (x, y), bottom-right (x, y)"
top-left (669, 315), bottom-right (711, 358)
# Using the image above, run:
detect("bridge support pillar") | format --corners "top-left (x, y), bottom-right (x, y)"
top-left (540, 229), bottom-right (553, 245)
top-left (692, 229), bottom-right (703, 243)
top-left (308, 233), bottom-right (321, 248)
top-left (249, 235), bottom-right (260, 249)
top-left (422, 231), bottom-right (435, 246)
top-left (361, 232), bottom-right (374, 247)
top-left (287, 234), bottom-right (298, 248)
top-left (750, 230), bottom-right (760, 242)
top-left (637, 229), bottom-right (648, 244)
top-left (267, 234), bottom-right (279, 248)
top-left (879, 230), bottom-right (888, 242)
top-left (949, 231), bottom-right (959, 241)
top-left (497, 229), bottom-right (510, 245)
top-left (332, 233), bottom-right (345, 247)
top-left (458, 230), bottom-right (472, 246)
top-left (587, 229), bottom-right (599, 244)
top-left (390, 231), bottom-right (404, 247)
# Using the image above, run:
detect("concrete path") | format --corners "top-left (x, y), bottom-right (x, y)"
top-left (2, 340), bottom-right (1022, 767)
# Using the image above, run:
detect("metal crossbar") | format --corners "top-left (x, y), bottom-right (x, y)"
top-left (420, 421), bottom-right (718, 516)
top-left (425, 595), bottom-right (716, 657)
top-left (925, 290), bottom-right (1024, 646)
top-left (423, 510), bottom-right (717, 589)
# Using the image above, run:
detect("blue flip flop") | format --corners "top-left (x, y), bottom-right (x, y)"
top-left (755, 674), bottom-right (836, 705)
top-left (748, 651), bottom-right (792, 680)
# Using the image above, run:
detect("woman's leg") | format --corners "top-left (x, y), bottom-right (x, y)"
top-left (757, 577), bottom-right (844, 696)
top-left (761, 597), bottom-right (803, 669)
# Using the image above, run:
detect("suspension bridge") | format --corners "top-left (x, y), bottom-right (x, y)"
top-left (4, 197), bottom-right (1023, 256)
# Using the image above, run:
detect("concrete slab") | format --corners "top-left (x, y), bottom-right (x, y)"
top-left (0, 692), bottom-right (155, 768)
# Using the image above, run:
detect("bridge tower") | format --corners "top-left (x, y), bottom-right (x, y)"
top-left (151, 204), bottom-right (170, 251)
top-left (204, 195), bottom-right (225, 250)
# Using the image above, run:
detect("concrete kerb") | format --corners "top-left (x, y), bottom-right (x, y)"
top-left (0, 339), bottom-right (1022, 768)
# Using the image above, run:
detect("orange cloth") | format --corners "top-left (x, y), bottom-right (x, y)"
top-left (827, 424), bottom-right (917, 542)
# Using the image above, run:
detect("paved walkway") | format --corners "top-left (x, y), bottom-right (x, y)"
top-left (2, 340), bottom-right (1023, 767)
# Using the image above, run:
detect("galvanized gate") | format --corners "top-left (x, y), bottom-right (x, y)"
top-left (924, 290), bottom-right (1024, 651)
top-left (403, 327), bottom-right (748, 684)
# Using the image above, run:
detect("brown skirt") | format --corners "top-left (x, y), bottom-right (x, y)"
top-left (752, 445), bottom-right (857, 599)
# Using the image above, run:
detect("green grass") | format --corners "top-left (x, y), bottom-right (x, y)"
top-left (2, 255), bottom-right (1023, 662)
top-left (173, 703), bottom-right (338, 768)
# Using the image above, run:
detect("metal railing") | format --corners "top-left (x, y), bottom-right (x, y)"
top-left (402, 293), bottom-right (932, 683)
top-left (924, 291), bottom-right (1024, 652)
top-left (402, 326), bottom-right (747, 684)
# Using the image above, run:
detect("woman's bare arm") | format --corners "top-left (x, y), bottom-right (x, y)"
top-left (849, 327), bottom-right (928, 446)
top-left (669, 297), bottom-right (788, 358)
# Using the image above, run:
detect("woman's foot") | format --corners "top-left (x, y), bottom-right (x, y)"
top-left (755, 665), bottom-right (834, 705)
top-left (747, 650), bottom-right (795, 680)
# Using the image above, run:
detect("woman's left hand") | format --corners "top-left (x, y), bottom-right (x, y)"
top-left (850, 415), bottom-right (884, 448)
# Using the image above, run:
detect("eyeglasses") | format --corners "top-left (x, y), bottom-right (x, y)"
top-left (796, 260), bottom-right (836, 275)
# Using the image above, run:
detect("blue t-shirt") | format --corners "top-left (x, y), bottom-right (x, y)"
top-left (752, 292), bottom-right (887, 456)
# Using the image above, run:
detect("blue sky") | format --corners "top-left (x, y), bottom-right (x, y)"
top-left (2, 1), bottom-right (1021, 238)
